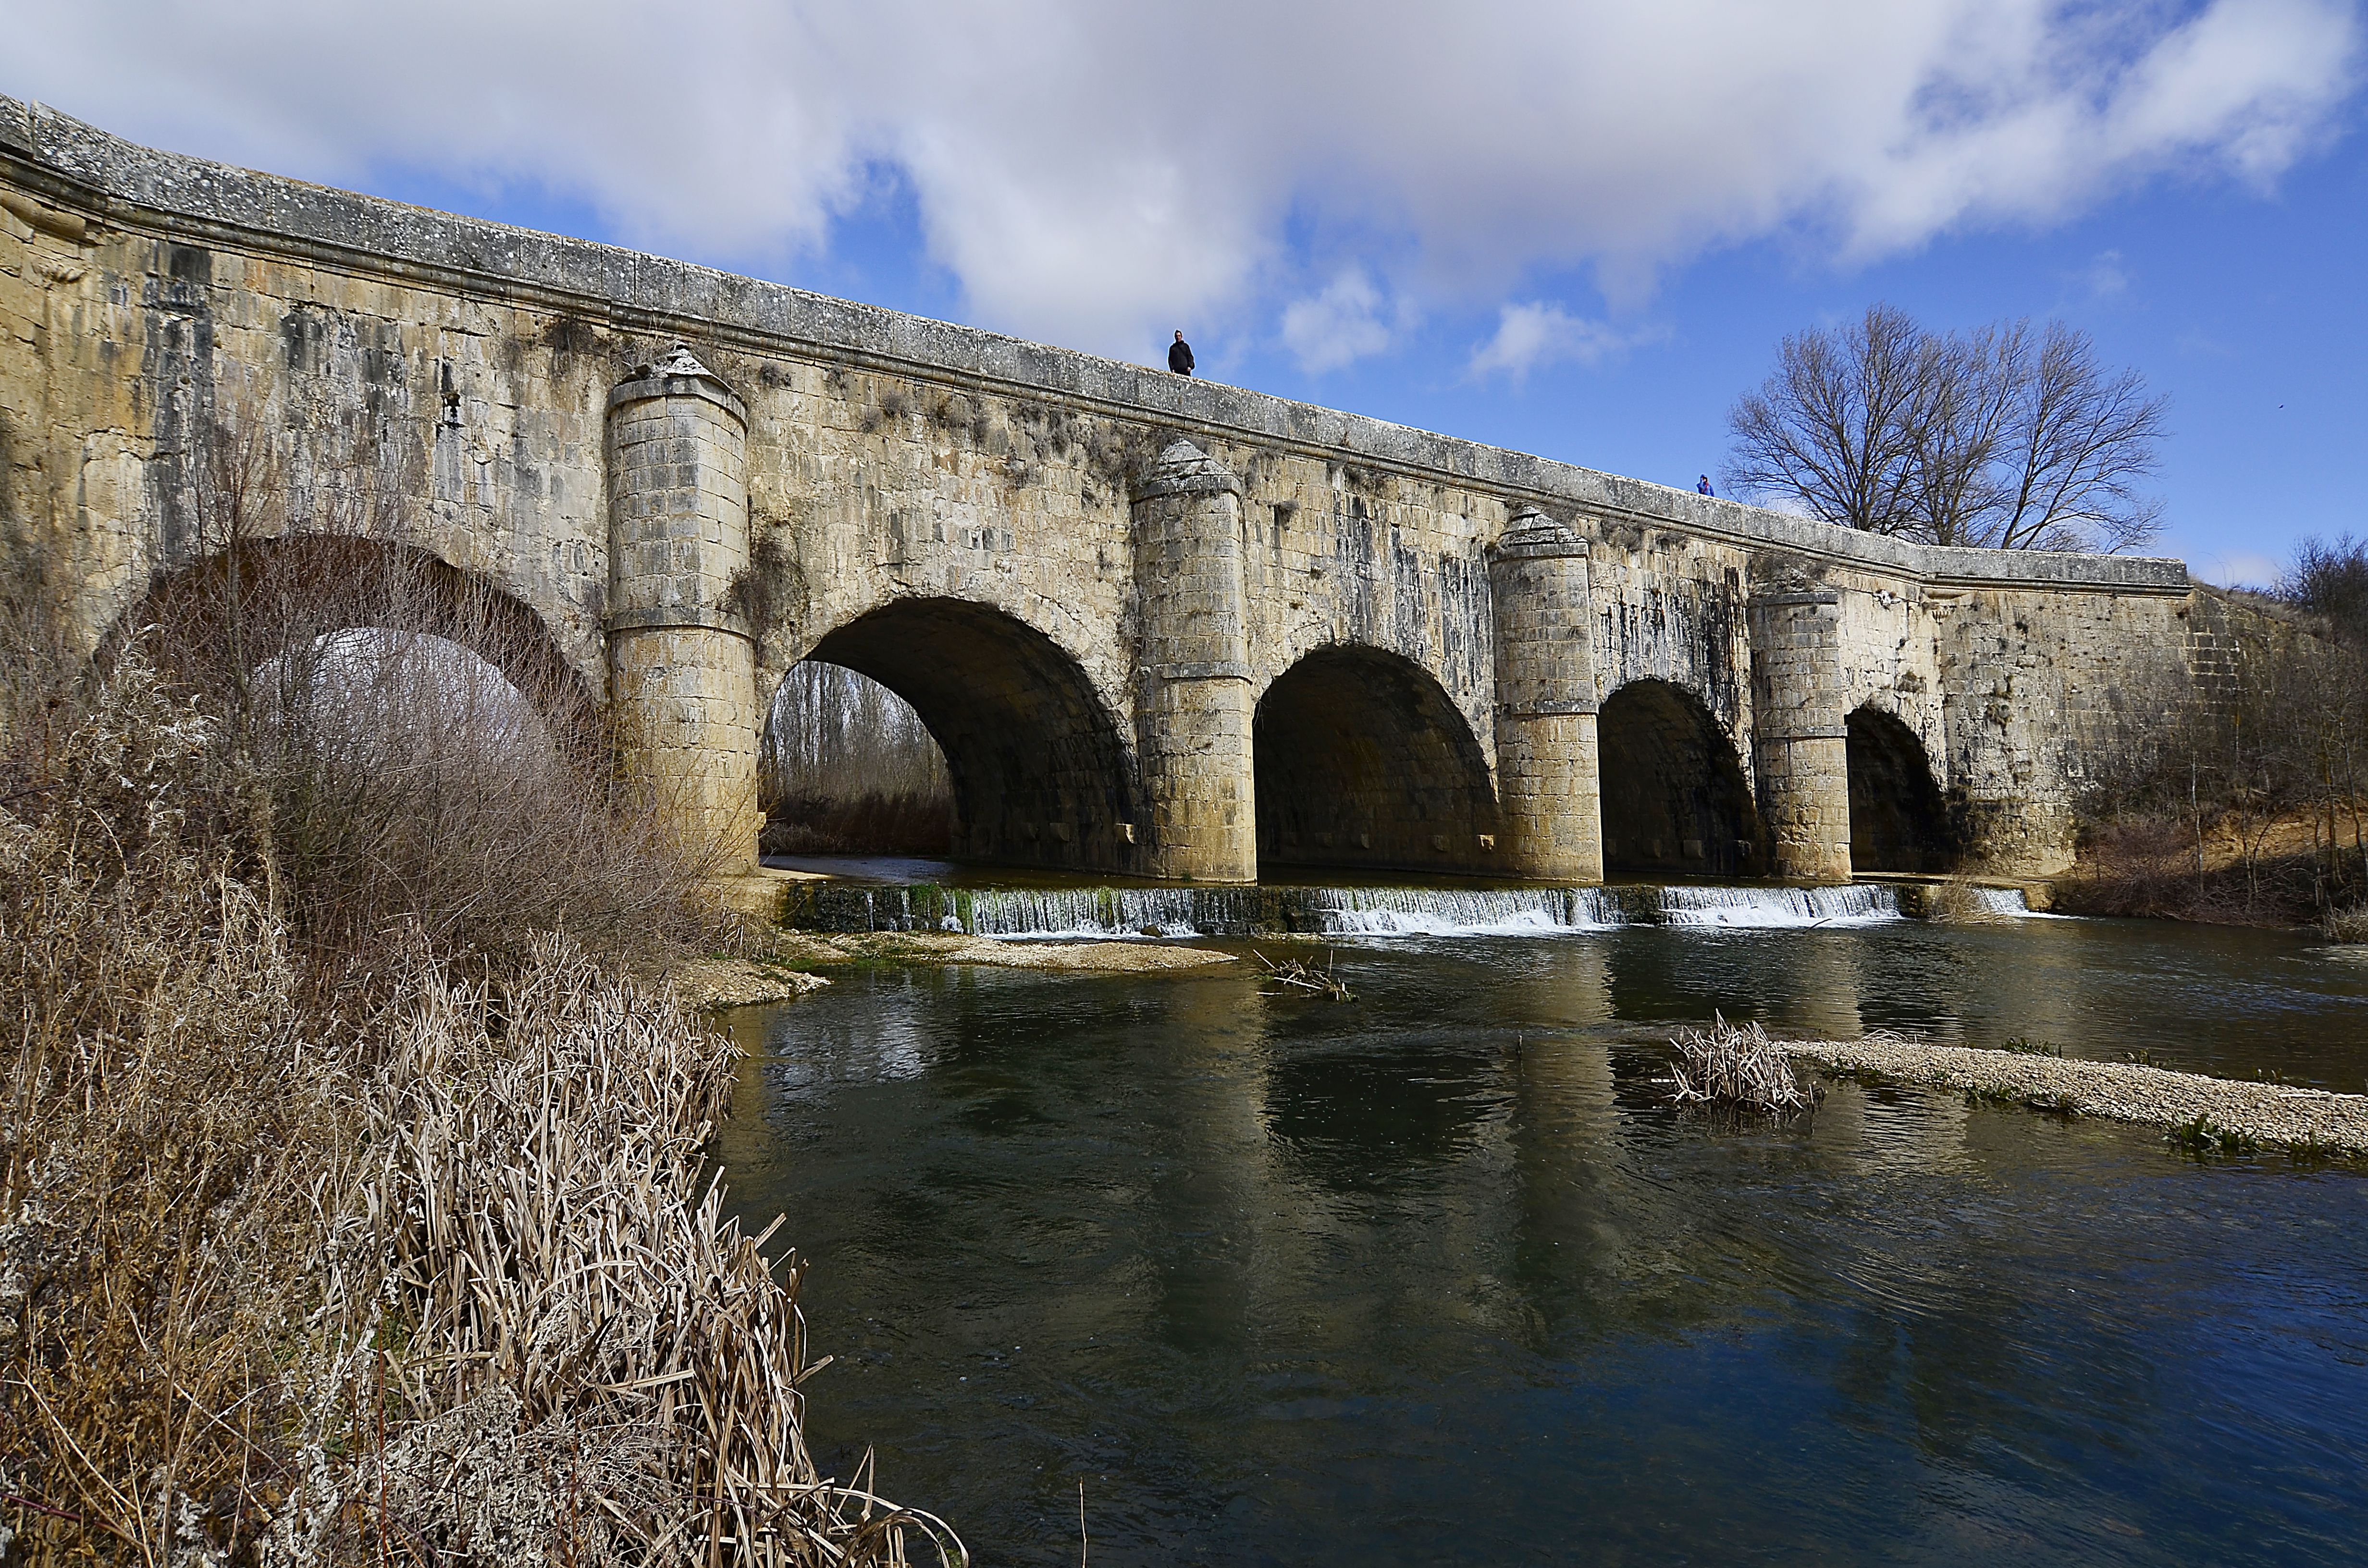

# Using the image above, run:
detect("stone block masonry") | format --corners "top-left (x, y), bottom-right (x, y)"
top-left (0, 96), bottom-right (2211, 887)
top-left (606, 348), bottom-right (761, 870)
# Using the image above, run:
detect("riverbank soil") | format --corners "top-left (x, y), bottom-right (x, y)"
top-left (2055, 803), bottom-right (2368, 927)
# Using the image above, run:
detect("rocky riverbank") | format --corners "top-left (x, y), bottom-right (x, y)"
top-left (1785, 1036), bottom-right (2368, 1156)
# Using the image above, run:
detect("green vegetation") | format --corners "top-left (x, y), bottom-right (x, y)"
top-left (2165, 1115), bottom-right (2261, 1157)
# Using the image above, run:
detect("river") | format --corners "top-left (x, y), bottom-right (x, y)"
top-left (715, 908), bottom-right (2368, 1565)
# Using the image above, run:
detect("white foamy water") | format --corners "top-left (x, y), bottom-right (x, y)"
top-left (1966, 886), bottom-right (2043, 918)
top-left (1653, 883), bottom-right (1902, 928)
top-left (1299, 887), bottom-right (1618, 937)
top-left (795, 878), bottom-right (2082, 940)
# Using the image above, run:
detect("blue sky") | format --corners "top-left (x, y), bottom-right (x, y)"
top-left (13, 0), bottom-right (2363, 584)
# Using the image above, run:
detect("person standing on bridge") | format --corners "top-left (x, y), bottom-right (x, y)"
top-left (1697, 475), bottom-right (1715, 497)
top-left (1169, 330), bottom-right (1195, 377)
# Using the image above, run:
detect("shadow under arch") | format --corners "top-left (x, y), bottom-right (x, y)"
top-left (798, 597), bottom-right (1140, 871)
top-left (1846, 705), bottom-right (1957, 873)
top-left (114, 534), bottom-right (599, 754)
top-left (1598, 678), bottom-right (1761, 877)
top-left (1254, 645), bottom-right (1499, 875)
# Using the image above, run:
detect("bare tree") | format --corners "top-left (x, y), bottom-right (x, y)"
top-left (1986, 322), bottom-right (2169, 551)
top-left (1725, 306), bottom-right (2169, 553)
top-left (1724, 304), bottom-right (1925, 533)
top-left (2280, 534), bottom-right (2368, 641)
top-left (1903, 320), bottom-right (2026, 547)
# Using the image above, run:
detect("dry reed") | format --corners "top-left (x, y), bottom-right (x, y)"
top-left (2, 649), bottom-right (963, 1567)
top-left (1252, 950), bottom-right (1355, 1001)
top-left (1666, 1013), bottom-right (1822, 1114)
top-left (2325, 903), bottom-right (2368, 943)
top-left (2, 413), bottom-right (959, 1564)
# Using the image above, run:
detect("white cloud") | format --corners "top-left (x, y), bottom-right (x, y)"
top-left (8, 0), bottom-right (2360, 358)
top-left (2198, 549), bottom-right (2285, 588)
top-left (1466, 302), bottom-right (1643, 382)
top-left (1280, 269), bottom-right (1399, 373)
top-left (2080, 249), bottom-right (2133, 299)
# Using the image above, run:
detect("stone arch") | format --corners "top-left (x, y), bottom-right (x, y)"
top-left (1598, 678), bottom-right (1760, 877)
top-left (1253, 644), bottom-right (1500, 874)
top-left (1845, 704), bottom-right (1955, 873)
top-left (796, 596), bottom-right (1140, 871)
top-left (113, 534), bottom-right (598, 754)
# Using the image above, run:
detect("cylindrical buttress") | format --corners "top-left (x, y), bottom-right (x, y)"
top-left (1748, 587), bottom-right (1852, 883)
top-left (604, 345), bottom-right (761, 874)
top-left (1487, 508), bottom-right (1605, 882)
top-left (1131, 440), bottom-right (1257, 882)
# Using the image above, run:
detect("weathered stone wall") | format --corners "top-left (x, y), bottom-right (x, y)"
top-left (0, 97), bottom-right (2207, 882)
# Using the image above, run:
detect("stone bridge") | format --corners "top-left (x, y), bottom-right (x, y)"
top-left (1, 97), bottom-right (2212, 887)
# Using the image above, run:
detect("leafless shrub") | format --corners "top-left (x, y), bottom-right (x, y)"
top-left (1667, 1013), bottom-right (1821, 1115)
top-left (2062, 582), bottom-right (2368, 927)
top-left (2325, 904), bottom-right (2368, 943)
top-left (0, 647), bottom-right (366, 1564)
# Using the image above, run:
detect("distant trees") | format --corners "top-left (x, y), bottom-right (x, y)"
top-left (1724, 304), bottom-right (2170, 554)
top-left (2281, 534), bottom-right (2368, 641)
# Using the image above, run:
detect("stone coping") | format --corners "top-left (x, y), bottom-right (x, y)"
top-left (0, 95), bottom-right (2192, 597)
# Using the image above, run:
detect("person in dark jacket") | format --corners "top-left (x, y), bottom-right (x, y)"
top-left (1169, 330), bottom-right (1195, 376)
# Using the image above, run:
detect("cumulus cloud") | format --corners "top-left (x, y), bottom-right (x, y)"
top-left (1280, 269), bottom-right (1402, 373)
top-left (8, 0), bottom-right (2360, 358)
top-left (1466, 302), bottom-right (1651, 382)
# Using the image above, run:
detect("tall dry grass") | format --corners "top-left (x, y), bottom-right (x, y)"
top-left (135, 535), bottom-right (715, 987)
top-left (2, 418), bottom-right (959, 1563)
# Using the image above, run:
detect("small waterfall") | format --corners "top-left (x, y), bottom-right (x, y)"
top-left (784, 880), bottom-right (1935, 936)
top-left (1965, 885), bottom-right (2034, 917)
top-left (964, 887), bottom-right (1209, 938)
top-left (1653, 883), bottom-right (1901, 928)
top-left (1295, 886), bottom-right (1618, 935)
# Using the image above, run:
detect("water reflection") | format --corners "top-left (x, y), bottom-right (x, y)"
top-left (717, 919), bottom-right (2368, 1567)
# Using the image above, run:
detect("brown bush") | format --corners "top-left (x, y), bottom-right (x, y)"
top-left (0, 415), bottom-right (959, 1564)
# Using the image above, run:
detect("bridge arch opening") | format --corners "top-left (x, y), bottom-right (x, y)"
top-left (120, 534), bottom-right (598, 753)
top-left (1599, 678), bottom-right (1760, 877)
top-left (793, 598), bottom-right (1138, 871)
top-left (1845, 705), bottom-right (1955, 873)
top-left (760, 663), bottom-right (955, 857)
top-left (1253, 646), bottom-right (1499, 875)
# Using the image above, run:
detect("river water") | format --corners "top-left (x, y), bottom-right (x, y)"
top-left (716, 910), bottom-right (2368, 1565)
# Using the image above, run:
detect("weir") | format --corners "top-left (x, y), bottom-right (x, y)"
top-left (781, 879), bottom-right (2034, 938)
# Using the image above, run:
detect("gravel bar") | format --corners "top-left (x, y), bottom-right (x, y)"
top-left (1782, 1036), bottom-right (2368, 1155)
